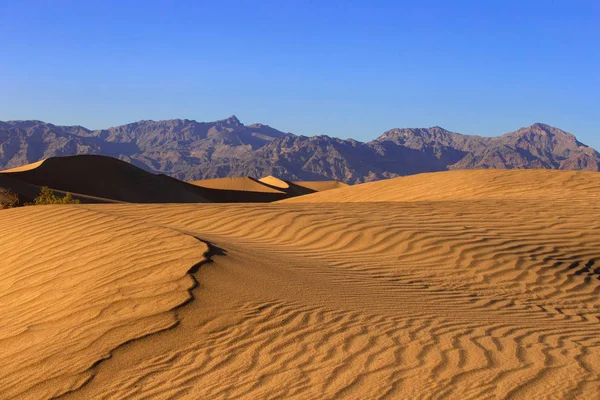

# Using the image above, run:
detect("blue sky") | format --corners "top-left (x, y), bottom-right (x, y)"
top-left (1, 0), bottom-right (598, 148)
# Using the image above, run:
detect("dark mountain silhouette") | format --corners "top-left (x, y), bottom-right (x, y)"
top-left (1, 117), bottom-right (598, 183)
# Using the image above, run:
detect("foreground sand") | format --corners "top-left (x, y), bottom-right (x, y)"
top-left (1, 170), bottom-right (600, 399)
top-left (0, 207), bottom-right (208, 398)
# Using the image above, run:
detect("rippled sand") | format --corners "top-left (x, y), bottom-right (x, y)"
top-left (1, 169), bottom-right (600, 399)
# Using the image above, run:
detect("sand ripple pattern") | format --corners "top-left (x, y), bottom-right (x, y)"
top-left (61, 198), bottom-right (600, 400)
top-left (0, 206), bottom-right (208, 399)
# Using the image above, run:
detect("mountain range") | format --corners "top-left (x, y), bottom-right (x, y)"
top-left (1, 116), bottom-right (598, 183)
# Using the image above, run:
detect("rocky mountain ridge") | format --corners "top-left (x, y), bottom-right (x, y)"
top-left (1, 117), bottom-right (598, 183)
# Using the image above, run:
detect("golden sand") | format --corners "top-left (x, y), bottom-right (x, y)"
top-left (1, 169), bottom-right (599, 399)
top-left (190, 177), bottom-right (285, 193)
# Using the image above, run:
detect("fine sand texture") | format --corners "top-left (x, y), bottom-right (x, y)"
top-left (283, 169), bottom-right (600, 203)
top-left (1, 169), bottom-right (600, 399)
top-left (291, 179), bottom-right (349, 192)
top-left (190, 177), bottom-right (285, 193)
top-left (0, 206), bottom-right (209, 399)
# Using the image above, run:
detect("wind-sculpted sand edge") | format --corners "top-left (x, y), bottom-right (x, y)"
top-left (0, 206), bottom-right (210, 399)
top-left (64, 200), bottom-right (600, 399)
top-left (3, 168), bottom-right (600, 399)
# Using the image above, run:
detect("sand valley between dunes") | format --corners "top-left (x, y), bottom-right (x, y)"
top-left (1, 170), bottom-right (600, 399)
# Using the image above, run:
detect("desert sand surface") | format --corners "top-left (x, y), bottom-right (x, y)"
top-left (190, 176), bottom-right (346, 202)
top-left (284, 169), bottom-right (600, 203)
top-left (259, 175), bottom-right (347, 197)
top-left (188, 177), bottom-right (289, 202)
top-left (0, 206), bottom-right (208, 399)
top-left (190, 177), bottom-right (285, 193)
top-left (258, 175), bottom-right (291, 189)
top-left (0, 159), bottom-right (47, 173)
top-left (291, 179), bottom-right (349, 192)
top-left (1, 169), bottom-right (600, 399)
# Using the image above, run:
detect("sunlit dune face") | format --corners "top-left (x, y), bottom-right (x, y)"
top-left (1, 169), bottom-right (600, 399)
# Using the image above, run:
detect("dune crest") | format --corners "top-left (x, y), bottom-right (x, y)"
top-left (1, 155), bottom-right (210, 203)
top-left (0, 159), bottom-right (47, 173)
top-left (1, 155), bottom-right (350, 204)
top-left (283, 169), bottom-right (600, 202)
top-left (0, 206), bottom-right (209, 399)
top-left (258, 175), bottom-right (290, 189)
top-left (291, 179), bottom-right (349, 192)
top-left (189, 177), bottom-right (284, 193)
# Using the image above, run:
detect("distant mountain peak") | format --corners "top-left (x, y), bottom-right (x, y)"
top-left (509, 123), bottom-right (578, 142)
top-left (531, 122), bottom-right (550, 129)
top-left (218, 115), bottom-right (242, 126)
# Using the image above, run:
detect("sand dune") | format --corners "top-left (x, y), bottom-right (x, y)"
top-left (259, 175), bottom-right (348, 197)
top-left (283, 169), bottom-right (600, 203)
top-left (291, 179), bottom-right (349, 192)
top-left (1, 156), bottom-right (348, 204)
top-left (1, 155), bottom-right (210, 203)
top-left (2, 169), bottom-right (600, 399)
top-left (190, 176), bottom-right (346, 202)
top-left (0, 159), bottom-right (46, 173)
top-left (258, 175), bottom-right (290, 189)
top-left (0, 206), bottom-right (208, 399)
top-left (189, 177), bottom-right (289, 202)
top-left (190, 177), bottom-right (285, 193)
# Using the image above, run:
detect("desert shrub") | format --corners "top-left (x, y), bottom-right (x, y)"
top-left (32, 186), bottom-right (81, 205)
top-left (0, 189), bottom-right (20, 209)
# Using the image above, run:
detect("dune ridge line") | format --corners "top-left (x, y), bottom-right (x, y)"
top-left (0, 205), bottom-right (213, 399)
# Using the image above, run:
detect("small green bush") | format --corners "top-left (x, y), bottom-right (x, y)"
top-left (0, 189), bottom-right (20, 209)
top-left (32, 186), bottom-right (81, 205)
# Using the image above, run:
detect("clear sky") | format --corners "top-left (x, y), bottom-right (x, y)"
top-left (1, 0), bottom-right (598, 148)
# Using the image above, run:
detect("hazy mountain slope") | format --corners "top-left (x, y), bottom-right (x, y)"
top-left (0, 117), bottom-right (291, 180)
top-left (1, 118), bottom-right (598, 183)
top-left (371, 123), bottom-right (600, 172)
top-left (0, 121), bottom-right (102, 169)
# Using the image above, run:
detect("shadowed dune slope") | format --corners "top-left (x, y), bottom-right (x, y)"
top-left (190, 177), bottom-right (284, 193)
top-left (0, 173), bottom-right (119, 205)
top-left (1, 155), bottom-right (211, 203)
top-left (258, 175), bottom-right (316, 196)
top-left (1, 156), bottom-right (349, 204)
top-left (0, 173), bottom-right (47, 204)
top-left (259, 175), bottom-right (347, 197)
top-left (188, 177), bottom-right (288, 202)
top-left (0, 206), bottom-right (208, 399)
top-left (283, 169), bottom-right (600, 203)
top-left (190, 176), bottom-right (346, 202)
top-left (0, 160), bottom-right (46, 173)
